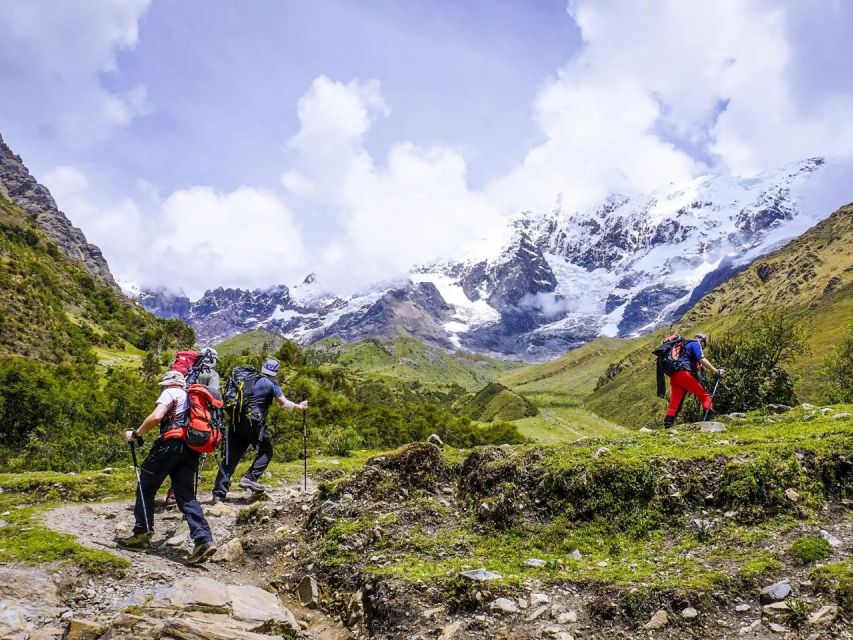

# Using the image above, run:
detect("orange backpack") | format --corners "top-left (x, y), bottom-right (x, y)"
top-left (184, 384), bottom-right (224, 454)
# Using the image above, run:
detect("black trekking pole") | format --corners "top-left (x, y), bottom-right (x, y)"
top-left (301, 400), bottom-right (308, 492)
top-left (703, 376), bottom-right (722, 421)
top-left (129, 438), bottom-right (152, 534)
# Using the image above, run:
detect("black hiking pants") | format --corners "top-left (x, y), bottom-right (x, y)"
top-left (133, 438), bottom-right (212, 543)
top-left (212, 427), bottom-right (273, 497)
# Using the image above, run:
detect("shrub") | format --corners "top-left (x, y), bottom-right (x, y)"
top-left (789, 536), bottom-right (832, 565)
top-left (820, 325), bottom-right (853, 403)
top-left (322, 425), bottom-right (363, 457)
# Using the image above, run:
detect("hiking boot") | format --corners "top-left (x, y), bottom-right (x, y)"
top-left (117, 531), bottom-right (153, 551)
top-left (663, 416), bottom-right (676, 429)
top-left (187, 540), bottom-right (217, 565)
top-left (165, 488), bottom-right (177, 509)
top-left (238, 478), bottom-right (266, 493)
top-left (210, 494), bottom-right (224, 505)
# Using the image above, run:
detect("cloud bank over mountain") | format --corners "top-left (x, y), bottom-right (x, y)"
top-left (5, 1), bottom-right (853, 298)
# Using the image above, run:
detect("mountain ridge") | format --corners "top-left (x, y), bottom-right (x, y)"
top-left (0, 133), bottom-right (117, 288)
top-left (138, 157), bottom-right (844, 360)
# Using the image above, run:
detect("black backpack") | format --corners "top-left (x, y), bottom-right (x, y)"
top-left (652, 335), bottom-right (698, 397)
top-left (223, 366), bottom-right (262, 439)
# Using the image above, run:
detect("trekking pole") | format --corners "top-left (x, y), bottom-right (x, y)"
top-left (703, 376), bottom-right (722, 421)
top-left (129, 439), bottom-right (152, 534)
top-left (301, 399), bottom-right (308, 492)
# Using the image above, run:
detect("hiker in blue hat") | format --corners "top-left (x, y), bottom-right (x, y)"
top-left (212, 358), bottom-right (307, 500)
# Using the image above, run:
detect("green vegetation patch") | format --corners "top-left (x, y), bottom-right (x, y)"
top-left (788, 536), bottom-right (832, 565)
top-left (455, 383), bottom-right (538, 422)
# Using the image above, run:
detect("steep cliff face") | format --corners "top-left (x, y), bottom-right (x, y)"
top-left (0, 133), bottom-right (117, 288)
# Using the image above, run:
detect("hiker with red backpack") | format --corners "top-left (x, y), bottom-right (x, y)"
top-left (212, 358), bottom-right (307, 501)
top-left (654, 332), bottom-right (725, 428)
top-left (118, 370), bottom-right (218, 565)
top-left (165, 347), bottom-right (220, 509)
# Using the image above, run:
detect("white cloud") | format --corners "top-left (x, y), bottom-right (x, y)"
top-left (0, 0), bottom-right (151, 146)
top-left (42, 167), bottom-right (306, 298)
top-left (282, 76), bottom-right (500, 290)
top-left (489, 0), bottom-right (853, 212)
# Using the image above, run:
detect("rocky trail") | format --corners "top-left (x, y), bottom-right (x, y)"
top-left (2, 480), bottom-right (351, 640)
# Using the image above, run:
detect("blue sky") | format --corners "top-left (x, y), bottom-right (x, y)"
top-left (1, 1), bottom-right (852, 296)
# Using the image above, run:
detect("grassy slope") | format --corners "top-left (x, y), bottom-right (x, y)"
top-left (313, 336), bottom-right (521, 393)
top-left (0, 193), bottom-right (192, 363)
top-left (498, 337), bottom-right (635, 440)
top-left (314, 408), bottom-right (853, 613)
top-left (215, 328), bottom-right (287, 356)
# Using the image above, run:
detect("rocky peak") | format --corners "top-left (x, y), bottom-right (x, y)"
top-left (0, 132), bottom-right (118, 288)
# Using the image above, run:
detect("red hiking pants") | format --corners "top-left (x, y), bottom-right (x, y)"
top-left (666, 370), bottom-right (713, 418)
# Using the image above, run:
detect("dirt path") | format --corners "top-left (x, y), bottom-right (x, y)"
top-left (40, 480), bottom-right (352, 640)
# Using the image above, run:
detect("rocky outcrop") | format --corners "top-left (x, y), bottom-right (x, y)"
top-left (0, 133), bottom-right (118, 288)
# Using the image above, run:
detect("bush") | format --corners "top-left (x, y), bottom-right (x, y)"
top-left (322, 425), bottom-right (363, 457)
top-left (789, 536), bottom-right (832, 565)
top-left (683, 309), bottom-right (809, 419)
top-left (821, 325), bottom-right (853, 404)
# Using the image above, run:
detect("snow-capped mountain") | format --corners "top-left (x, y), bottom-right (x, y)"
top-left (137, 157), bottom-right (838, 359)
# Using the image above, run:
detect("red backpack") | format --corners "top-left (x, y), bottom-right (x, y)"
top-left (184, 384), bottom-right (224, 454)
top-left (171, 351), bottom-right (199, 377)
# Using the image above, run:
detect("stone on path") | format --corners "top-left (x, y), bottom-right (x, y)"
top-left (165, 521), bottom-right (189, 546)
top-left (832, 412), bottom-right (852, 420)
top-left (698, 421), bottom-right (726, 433)
top-left (212, 537), bottom-right (243, 562)
top-left (819, 529), bottom-right (842, 547)
top-left (459, 568), bottom-right (502, 581)
top-left (644, 609), bottom-right (668, 630)
top-left (808, 605), bottom-right (838, 626)
top-left (181, 576), bottom-right (230, 608)
top-left (65, 619), bottom-right (104, 640)
top-left (760, 582), bottom-right (791, 603)
top-left (297, 575), bottom-right (320, 608)
top-left (440, 620), bottom-right (464, 638)
top-left (768, 622), bottom-right (787, 633)
top-left (226, 584), bottom-right (300, 632)
top-left (525, 558), bottom-right (547, 568)
top-left (530, 593), bottom-right (550, 607)
top-left (557, 611), bottom-right (578, 624)
top-left (489, 598), bottom-right (519, 614)
top-left (681, 607), bottom-right (698, 619)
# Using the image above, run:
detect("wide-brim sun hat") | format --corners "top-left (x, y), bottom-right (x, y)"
top-left (261, 358), bottom-right (280, 377)
top-left (159, 370), bottom-right (187, 387)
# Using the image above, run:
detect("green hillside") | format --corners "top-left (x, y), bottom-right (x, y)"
top-left (0, 192), bottom-right (193, 363)
top-left (308, 336), bottom-right (521, 392)
top-left (454, 382), bottom-right (538, 422)
top-left (215, 328), bottom-right (286, 356)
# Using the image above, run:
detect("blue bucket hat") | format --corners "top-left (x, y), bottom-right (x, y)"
top-left (261, 358), bottom-right (280, 377)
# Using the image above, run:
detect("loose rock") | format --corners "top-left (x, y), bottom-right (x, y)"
top-left (819, 529), bottom-right (842, 547)
top-left (807, 604), bottom-right (838, 626)
top-left (681, 607), bottom-right (698, 619)
top-left (490, 598), bottom-right (519, 614)
top-left (297, 575), bottom-right (320, 609)
top-left (760, 582), bottom-right (791, 603)
top-left (643, 609), bottom-right (668, 630)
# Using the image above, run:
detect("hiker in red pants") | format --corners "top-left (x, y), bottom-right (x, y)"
top-left (654, 332), bottom-right (725, 427)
